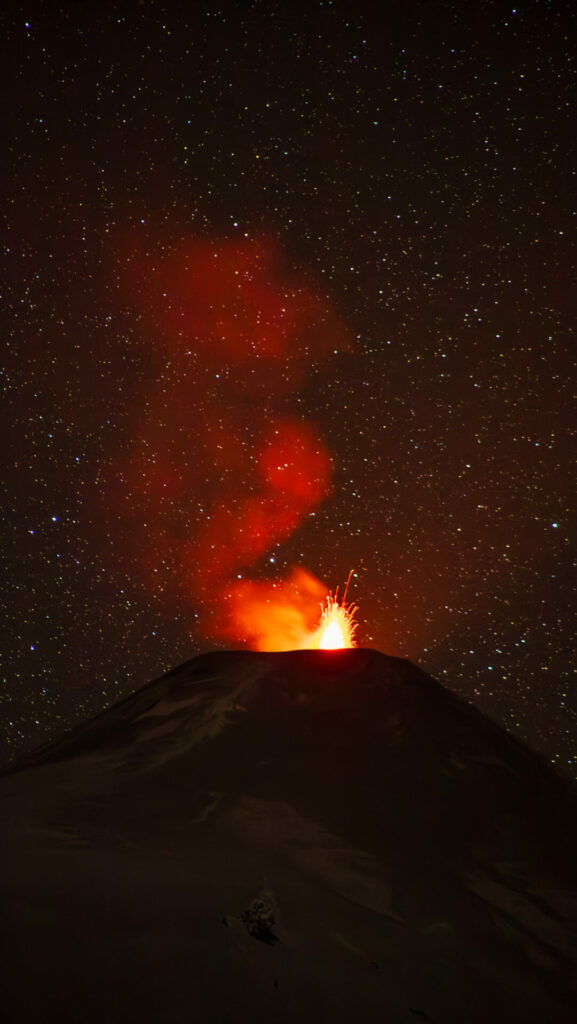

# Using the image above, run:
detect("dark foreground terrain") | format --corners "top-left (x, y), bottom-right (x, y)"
top-left (1, 648), bottom-right (576, 1022)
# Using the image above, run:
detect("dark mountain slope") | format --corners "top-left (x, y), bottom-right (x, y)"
top-left (1, 648), bottom-right (576, 1023)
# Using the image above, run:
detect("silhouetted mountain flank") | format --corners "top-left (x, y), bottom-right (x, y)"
top-left (1, 649), bottom-right (576, 1023)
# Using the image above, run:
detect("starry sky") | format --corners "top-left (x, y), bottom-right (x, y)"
top-left (2, 0), bottom-right (576, 776)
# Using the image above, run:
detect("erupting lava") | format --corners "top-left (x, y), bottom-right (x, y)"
top-left (223, 568), bottom-right (359, 651)
top-left (310, 589), bottom-right (358, 650)
top-left (309, 571), bottom-right (358, 650)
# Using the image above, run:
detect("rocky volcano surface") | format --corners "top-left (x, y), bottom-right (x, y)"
top-left (1, 648), bottom-right (576, 1022)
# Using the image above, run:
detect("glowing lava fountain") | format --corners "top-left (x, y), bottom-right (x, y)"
top-left (313, 597), bottom-right (358, 649)
top-left (310, 573), bottom-right (358, 650)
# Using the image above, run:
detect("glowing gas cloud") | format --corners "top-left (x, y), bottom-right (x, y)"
top-left (219, 568), bottom-right (358, 651)
top-left (222, 568), bottom-right (327, 651)
top-left (100, 232), bottom-right (353, 649)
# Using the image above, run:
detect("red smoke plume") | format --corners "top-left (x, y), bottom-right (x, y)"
top-left (102, 233), bottom-right (350, 647)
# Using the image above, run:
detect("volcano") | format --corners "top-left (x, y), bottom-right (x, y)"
top-left (1, 649), bottom-right (576, 1023)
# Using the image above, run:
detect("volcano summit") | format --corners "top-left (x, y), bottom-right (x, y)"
top-left (1, 649), bottom-right (576, 1022)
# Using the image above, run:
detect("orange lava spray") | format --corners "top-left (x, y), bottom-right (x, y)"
top-left (309, 570), bottom-right (358, 650)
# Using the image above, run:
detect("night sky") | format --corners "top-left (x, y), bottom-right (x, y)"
top-left (2, 0), bottom-right (576, 777)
